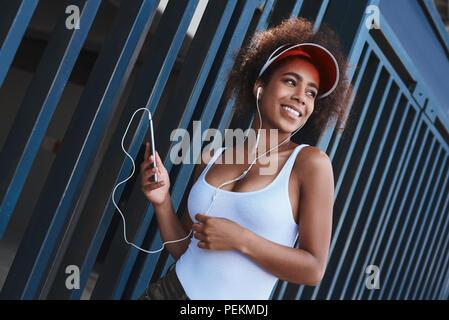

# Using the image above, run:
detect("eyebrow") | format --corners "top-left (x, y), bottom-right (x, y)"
top-left (282, 72), bottom-right (319, 90)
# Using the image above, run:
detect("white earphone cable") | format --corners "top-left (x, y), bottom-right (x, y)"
top-left (112, 88), bottom-right (305, 254)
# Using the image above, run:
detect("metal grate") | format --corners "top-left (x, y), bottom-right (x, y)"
top-left (0, 0), bottom-right (448, 300)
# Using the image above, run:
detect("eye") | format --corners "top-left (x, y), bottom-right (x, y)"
top-left (284, 78), bottom-right (317, 98)
top-left (307, 90), bottom-right (317, 98)
top-left (284, 78), bottom-right (296, 86)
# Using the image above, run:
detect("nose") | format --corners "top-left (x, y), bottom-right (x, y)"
top-left (291, 89), bottom-right (306, 105)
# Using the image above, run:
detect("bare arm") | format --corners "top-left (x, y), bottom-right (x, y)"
top-left (238, 147), bottom-right (334, 285)
top-left (141, 144), bottom-right (213, 260)
top-left (193, 146), bottom-right (334, 286)
top-left (152, 196), bottom-right (191, 260)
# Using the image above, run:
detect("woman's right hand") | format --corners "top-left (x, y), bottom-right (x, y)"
top-left (140, 143), bottom-right (170, 206)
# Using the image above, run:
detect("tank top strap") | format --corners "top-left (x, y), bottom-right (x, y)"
top-left (202, 147), bottom-right (227, 176)
top-left (277, 143), bottom-right (310, 180)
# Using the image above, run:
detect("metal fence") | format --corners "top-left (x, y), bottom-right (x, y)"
top-left (0, 0), bottom-right (448, 300)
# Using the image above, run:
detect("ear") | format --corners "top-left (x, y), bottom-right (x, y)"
top-left (253, 79), bottom-right (263, 99)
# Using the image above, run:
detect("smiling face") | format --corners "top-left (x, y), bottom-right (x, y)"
top-left (253, 56), bottom-right (320, 135)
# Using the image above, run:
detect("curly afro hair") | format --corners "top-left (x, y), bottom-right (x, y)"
top-left (223, 17), bottom-right (353, 138)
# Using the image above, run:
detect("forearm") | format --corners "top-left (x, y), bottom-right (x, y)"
top-left (153, 196), bottom-right (191, 260)
top-left (238, 229), bottom-right (323, 286)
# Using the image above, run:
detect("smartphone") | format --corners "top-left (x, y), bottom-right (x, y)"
top-left (149, 117), bottom-right (158, 183)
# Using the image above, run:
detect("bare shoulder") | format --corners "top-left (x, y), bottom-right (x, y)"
top-left (293, 145), bottom-right (333, 180)
top-left (297, 145), bottom-right (331, 163)
top-left (191, 147), bottom-right (218, 181)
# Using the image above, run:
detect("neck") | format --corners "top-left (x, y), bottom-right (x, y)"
top-left (245, 114), bottom-right (293, 157)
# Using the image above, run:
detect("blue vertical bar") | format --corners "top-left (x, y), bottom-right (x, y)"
top-left (352, 109), bottom-right (420, 300)
top-left (205, 15), bottom-right (263, 174)
top-left (0, 0), bottom-right (100, 242)
top-left (317, 33), bottom-right (369, 151)
top-left (420, 0), bottom-right (449, 57)
top-left (312, 0), bottom-right (329, 31)
top-left (319, 0), bottom-right (380, 156)
top-left (327, 78), bottom-right (405, 299)
top-left (327, 46), bottom-right (372, 161)
top-left (333, 64), bottom-right (383, 196)
top-left (290, 0), bottom-right (305, 17)
top-left (440, 271), bottom-right (449, 299)
top-left (408, 156), bottom-right (449, 299)
top-left (339, 96), bottom-right (410, 299)
top-left (255, 0), bottom-right (277, 32)
top-left (0, 0), bottom-right (101, 299)
top-left (360, 122), bottom-right (428, 295)
top-left (374, 130), bottom-right (436, 299)
top-left (416, 183), bottom-right (449, 299)
top-left (441, 269), bottom-right (449, 299)
top-left (429, 220), bottom-right (449, 299)
top-left (400, 155), bottom-right (449, 298)
top-left (381, 134), bottom-right (442, 299)
top-left (35, 0), bottom-right (160, 299)
top-left (392, 145), bottom-right (444, 298)
top-left (357, 119), bottom-right (427, 300)
top-left (0, 0), bottom-right (38, 87)
top-left (432, 240), bottom-right (449, 299)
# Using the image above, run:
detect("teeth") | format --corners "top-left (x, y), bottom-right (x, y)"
top-left (282, 105), bottom-right (300, 117)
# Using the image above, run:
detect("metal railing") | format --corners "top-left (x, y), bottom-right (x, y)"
top-left (0, 0), bottom-right (447, 300)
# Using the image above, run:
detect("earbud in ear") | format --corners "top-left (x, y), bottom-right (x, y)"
top-left (257, 87), bottom-right (262, 99)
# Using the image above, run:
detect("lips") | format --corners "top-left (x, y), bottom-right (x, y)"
top-left (281, 104), bottom-right (303, 115)
top-left (281, 104), bottom-right (303, 118)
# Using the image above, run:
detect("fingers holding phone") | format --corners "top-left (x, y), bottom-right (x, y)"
top-left (140, 143), bottom-right (170, 205)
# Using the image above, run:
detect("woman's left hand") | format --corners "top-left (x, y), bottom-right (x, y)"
top-left (192, 213), bottom-right (246, 251)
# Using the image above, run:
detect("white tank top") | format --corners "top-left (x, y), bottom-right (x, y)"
top-left (175, 144), bottom-right (309, 299)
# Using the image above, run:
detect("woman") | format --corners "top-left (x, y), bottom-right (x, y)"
top-left (138, 17), bottom-right (352, 300)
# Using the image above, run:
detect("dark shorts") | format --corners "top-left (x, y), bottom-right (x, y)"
top-left (138, 263), bottom-right (190, 300)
